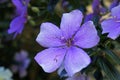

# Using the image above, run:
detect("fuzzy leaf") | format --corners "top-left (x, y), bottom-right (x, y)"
top-left (97, 57), bottom-right (120, 80)
top-left (104, 48), bottom-right (120, 64)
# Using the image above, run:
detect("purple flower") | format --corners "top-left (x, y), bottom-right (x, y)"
top-left (101, 5), bottom-right (120, 40)
top-left (34, 10), bottom-right (99, 76)
top-left (84, 0), bottom-right (100, 22)
top-left (11, 50), bottom-right (30, 78)
top-left (84, 0), bottom-right (106, 22)
top-left (8, 0), bottom-right (30, 37)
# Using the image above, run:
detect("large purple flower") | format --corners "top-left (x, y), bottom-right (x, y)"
top-left (34, 10), bottom-right (100, 76)
top-left (101, 5), bottom-right (120, 40)
top-left (8, 0), bottom-right (30, 37)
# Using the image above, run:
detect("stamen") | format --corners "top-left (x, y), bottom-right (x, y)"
top-left (66, 39), bottom-right (72, 47)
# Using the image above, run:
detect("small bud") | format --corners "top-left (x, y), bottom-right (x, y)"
top-left (31, 7), bottom-right (40, 13)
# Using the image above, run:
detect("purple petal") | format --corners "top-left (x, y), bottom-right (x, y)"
top-left (8, 16), bottom-right (26, 35)
top-left (111, 5), bottom-right (120, 19)
top-left (110, 0), bottom-right (119, 10)
top-left (20, 50), bottom-right (28, 59)
top-left (107, 29), bottom-right (120, 40)
top-left (14, 52), bottom-right (21, 61)
top-left (101, 18), bottom-right (120, 39)
top-left (22, 58), bottom-right (30, 69)
top-left (64, 47), bottom-right (91, 76)
top-left (36, 22), bottom-right (64, 47)
top-left (101, 18), bottom-right (119, 33)
top-left (34, 48), bottom-right (66, 73)
top-left (74, 21), bottom-right (100, 48)
top-left (25, 0), bottom-right (30, 5)
top-left (60, 10), bottom-right (83, 39)
top-left (12, 0), bottom-right (30, 7)
top-left (92, 0), bottom-right (100, 13)
top-left (12, 0), bottom-right (29, 15)
top-left (84, 13), bottom-right (94, 22)
top-left (16, 6), bottom-right (27, 16)
top-left (14, 50), bottom-right (28, 62)
top-left (12, 0), bottom-right (23, 8)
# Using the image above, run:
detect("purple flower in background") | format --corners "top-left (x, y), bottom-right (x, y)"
top-left (62, 0), bottom-right (69, 7)
top-left (101, 5), bottom-right (120, 40)
top-left (92, 0), bottom-right (100, 14)
top-left (8, 0), bottom-right (30, 37)
top-left (109, 0), bottom-right (120, 10)
top-left (84, 0), bottom-right (106, 22)
top-left (84, 0), bottom-right (100, 22)
top-left (34, 10), bottom-right (99, 76)
top-left (11, 50), bottom-right (30, 78)
top-left (66, 72), bottom-right (90, 80)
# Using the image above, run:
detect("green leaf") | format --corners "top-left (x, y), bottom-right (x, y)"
top-left (97, 57), bottom-right (120, 80)
top-left (103, 48), bottom-right (120, 64)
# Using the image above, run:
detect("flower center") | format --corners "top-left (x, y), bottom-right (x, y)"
top-left (66, 39), bottom-right (73, 47)
top-left (60, 37), bottom-right (74, 47)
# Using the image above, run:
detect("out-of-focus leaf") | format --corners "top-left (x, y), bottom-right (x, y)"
top-left (97, 57), bottom-right (120, 80)
top-left (103, 48), bottom-right (120, 64)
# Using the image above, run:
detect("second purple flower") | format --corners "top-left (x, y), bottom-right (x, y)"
top-left (8, 0), bottom-right (30, 37)
top-left (101, 5), bottom-right (120, 40)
